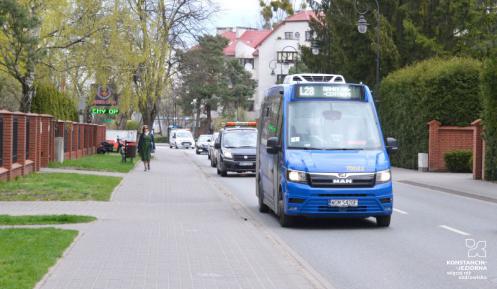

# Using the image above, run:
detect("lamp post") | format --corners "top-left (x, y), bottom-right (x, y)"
top-left (356, 0), bottom-right (381, 100)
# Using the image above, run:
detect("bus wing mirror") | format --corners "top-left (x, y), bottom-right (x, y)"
top-left (214, 142), bottom-right (221, 149)
top-left (266, 137), bottom-right (280, 154)
top-left (386, 137), bottom-right (399, 154)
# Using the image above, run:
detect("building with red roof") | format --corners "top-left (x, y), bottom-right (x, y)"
top-left (217, 10), bottom-right (316, 114)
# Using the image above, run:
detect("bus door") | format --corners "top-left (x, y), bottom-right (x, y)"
top-left (260, 88), bottom-right (283, 209)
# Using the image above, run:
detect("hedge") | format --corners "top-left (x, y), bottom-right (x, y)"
top-left (481, 58), bottom-right (497, 181)
top-left (379, 57), bottom-right (482, 169)
top-left (444, 150), bottom-right (472, 173)
top-left (31, 83), bottom-right (78, 121)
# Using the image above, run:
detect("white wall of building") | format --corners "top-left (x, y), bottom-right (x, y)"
top-left (254, 21), bottom-right (311, 113)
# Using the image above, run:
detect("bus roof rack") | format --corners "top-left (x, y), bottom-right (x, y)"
top-left (283, 74), bottom-right (346, 84)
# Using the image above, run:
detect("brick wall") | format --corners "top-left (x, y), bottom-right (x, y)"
top-left (428, 120), bottom-right (484, 179)
top-left (0, 110), bottom-right (106, 181)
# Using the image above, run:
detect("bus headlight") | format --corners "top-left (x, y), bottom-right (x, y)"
top-left (287, 170), bottom-right (307, 183)
top-left (376, 169), bottom-right (391, 184)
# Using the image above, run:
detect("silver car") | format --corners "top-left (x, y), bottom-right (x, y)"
top-left (208, 132), bottom-right (220, 166)
top-left (195, 134), bottom-right (212, 154)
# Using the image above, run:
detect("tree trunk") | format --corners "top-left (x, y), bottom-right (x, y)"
top-left (19, 76), bottom-right (35, 113)
top-left (205, 104), bottom-right (212, 133)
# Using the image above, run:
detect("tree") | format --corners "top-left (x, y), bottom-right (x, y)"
top-left (177, 35), bottom-right (256, 131)
top-left (259, 0), bottom-right (296, 28)
top-left (223, 59), bottom-right (257, 118)
top-left (302, 0), bottom-right (497, 88)
top-left (0, 0), bottom-right (102, 113)
top-left (481, 56), bottom-right (497, 181)
top-left (177, 35), bottom-right (228, 132)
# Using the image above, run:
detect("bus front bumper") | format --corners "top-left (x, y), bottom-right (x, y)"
top-left (283, 182), bottom-right (393, 218)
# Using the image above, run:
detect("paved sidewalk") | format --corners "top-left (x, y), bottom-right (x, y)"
top-left (393, 167), bottom-right (497, 203)
top-left (1, 147), bottom-right (323, 289)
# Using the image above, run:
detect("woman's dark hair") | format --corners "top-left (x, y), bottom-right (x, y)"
top-left (142, 125), bottom-right (149, 133)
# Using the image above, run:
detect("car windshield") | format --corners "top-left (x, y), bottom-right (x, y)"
top-left (287, 101), bottom-right (382, 150)
top-left (198, 135), bottom-right (211, 142)
top-left (176, 131), bottom-right (192, 138)
top-left (223, 130), bottom-right (257, 148)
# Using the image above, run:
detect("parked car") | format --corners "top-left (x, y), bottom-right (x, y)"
top-left (208, 132), bottom-right (219, 161)
top-left (214, 122), bottom-right (257, 177)
top-left (195, 134), bottom-right (212, 154)
top-left (170, 129), bottom-right (195, 149)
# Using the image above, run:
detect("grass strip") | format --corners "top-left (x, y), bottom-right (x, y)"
top-left (0, 173), bottom-right (121, 201)
top-left (49, 153), bottom-right (136, 173)
top-left (0, 215), bottom-right (96, 225)
top-left (0, 228), bottom-right (77, 289)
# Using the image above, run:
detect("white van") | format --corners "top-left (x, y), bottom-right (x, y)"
top-left (170, 129), bottom-right (195, 149)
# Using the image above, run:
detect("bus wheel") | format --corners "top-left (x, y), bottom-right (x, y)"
top-left (278, 199), bottom-right (293, 227)
top-left (376, 215), bottom-right (391, 227)
top-left (257, 181), bottom-right (269, 213)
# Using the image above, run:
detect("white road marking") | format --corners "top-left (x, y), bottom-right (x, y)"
top-left (439, 225), bottom-right (471, 236)
top-left (393, 208), bottom-right (408, 215)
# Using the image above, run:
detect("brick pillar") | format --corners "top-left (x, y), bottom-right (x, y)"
top-left (26, 114), bottom-right (38, 172)
top-left (471, 120), bottom-right (483, 180)
top-left (1, 111), bottom-right (13, 179)
top-left (15, 113), bottom-right (26, 175)
top-left (39, 115), bottom-right (51, 168)
top-left (75, 122), bottom-right (79, 159)
top-left (66, 122), bottom-right (73, 160)
top-left (427, 120), bottom-right (441, 171)
top-left (49, 118), bottom-right (55, 162)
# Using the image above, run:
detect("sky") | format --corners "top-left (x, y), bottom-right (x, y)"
top-left (209, 0), bottom-right (307, 32)
top-left (210, 0), bottom-right (262, 30)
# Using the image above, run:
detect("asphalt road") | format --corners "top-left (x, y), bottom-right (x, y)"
top-left (183, 148), bottom-right (497, 289)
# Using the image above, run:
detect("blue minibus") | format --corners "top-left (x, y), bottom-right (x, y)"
top-left (256, 74), bottom-right (398, 227)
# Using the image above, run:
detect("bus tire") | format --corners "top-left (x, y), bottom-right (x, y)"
top-left (278, 199), bottom-right (293, 227)
top-left (376, 215), bottom-right (391, 227)
top-left (257, 181), bottom-right (269, 213)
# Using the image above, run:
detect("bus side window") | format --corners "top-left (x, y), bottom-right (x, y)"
top-left (260, 101), bottom-right (270, 144)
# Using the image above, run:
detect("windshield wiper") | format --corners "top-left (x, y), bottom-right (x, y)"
top-left (322, 148), bottom-right (364, 151)
top-left (288, 147), bottom-right (323, 150)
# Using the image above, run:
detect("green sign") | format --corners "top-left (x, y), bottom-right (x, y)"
top-left (91, 107), bottom-right (119, 115)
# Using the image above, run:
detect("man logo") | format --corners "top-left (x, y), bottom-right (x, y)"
top-left (333, 179), bottom-right (352, 184)
top-left (466, 239), bottom-right (487, 258)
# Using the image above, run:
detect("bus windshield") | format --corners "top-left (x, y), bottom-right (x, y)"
top-left (287, 101), bottom-right (382, 150)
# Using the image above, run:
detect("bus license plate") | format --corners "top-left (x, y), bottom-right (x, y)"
top-left (329, 199), bottom-right (358, 207)
top-left (239, 162), bottom-right (253, 166)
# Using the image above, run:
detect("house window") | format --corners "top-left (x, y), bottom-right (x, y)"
top-left (13, 117), bottom-right (18, 163)
top-left (277, 51), bottom-right (298, 63)
top-left (276, 74), bottom-right (287, 84)
top-left (0, 117), bottom-right (3, 167)
top-left (239, 58), bottom-right (254, 70)
top-left (284, 32), bottom-right (293, 40)
top-left (25, 118), bottom-right (30, 159)
top-left (305, 31), bottom-right (313, 41)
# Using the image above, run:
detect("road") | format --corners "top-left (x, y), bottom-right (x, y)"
top-left (182, 147), bottom-right (497, 289)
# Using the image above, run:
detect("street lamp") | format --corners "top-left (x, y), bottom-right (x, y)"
top-left (355, 0), bottom-right (381, 100)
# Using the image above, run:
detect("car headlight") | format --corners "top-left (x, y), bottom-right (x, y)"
top-left (287, 169), bottom-right (307, 183)
top-left (223, 149), bottom-right (232, 159)
top-left (376, 169), bottom-right (391, 184)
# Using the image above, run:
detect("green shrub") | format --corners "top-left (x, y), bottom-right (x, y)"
top-left (444, 150), bottom-right (472, 173)
top-left (31, 82), bottom-right (78, 121)
top-left (379, 57), bottom-right (482, 169)
top-left (125, 120), bottom-right (140, 131)
top-left (154, 136), bottom-right (167, 143)
top-left (481, 57), bottom-right (497, 181)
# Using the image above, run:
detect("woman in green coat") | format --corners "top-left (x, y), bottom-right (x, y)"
top-left (137, 125), bottom-right (155, 171)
